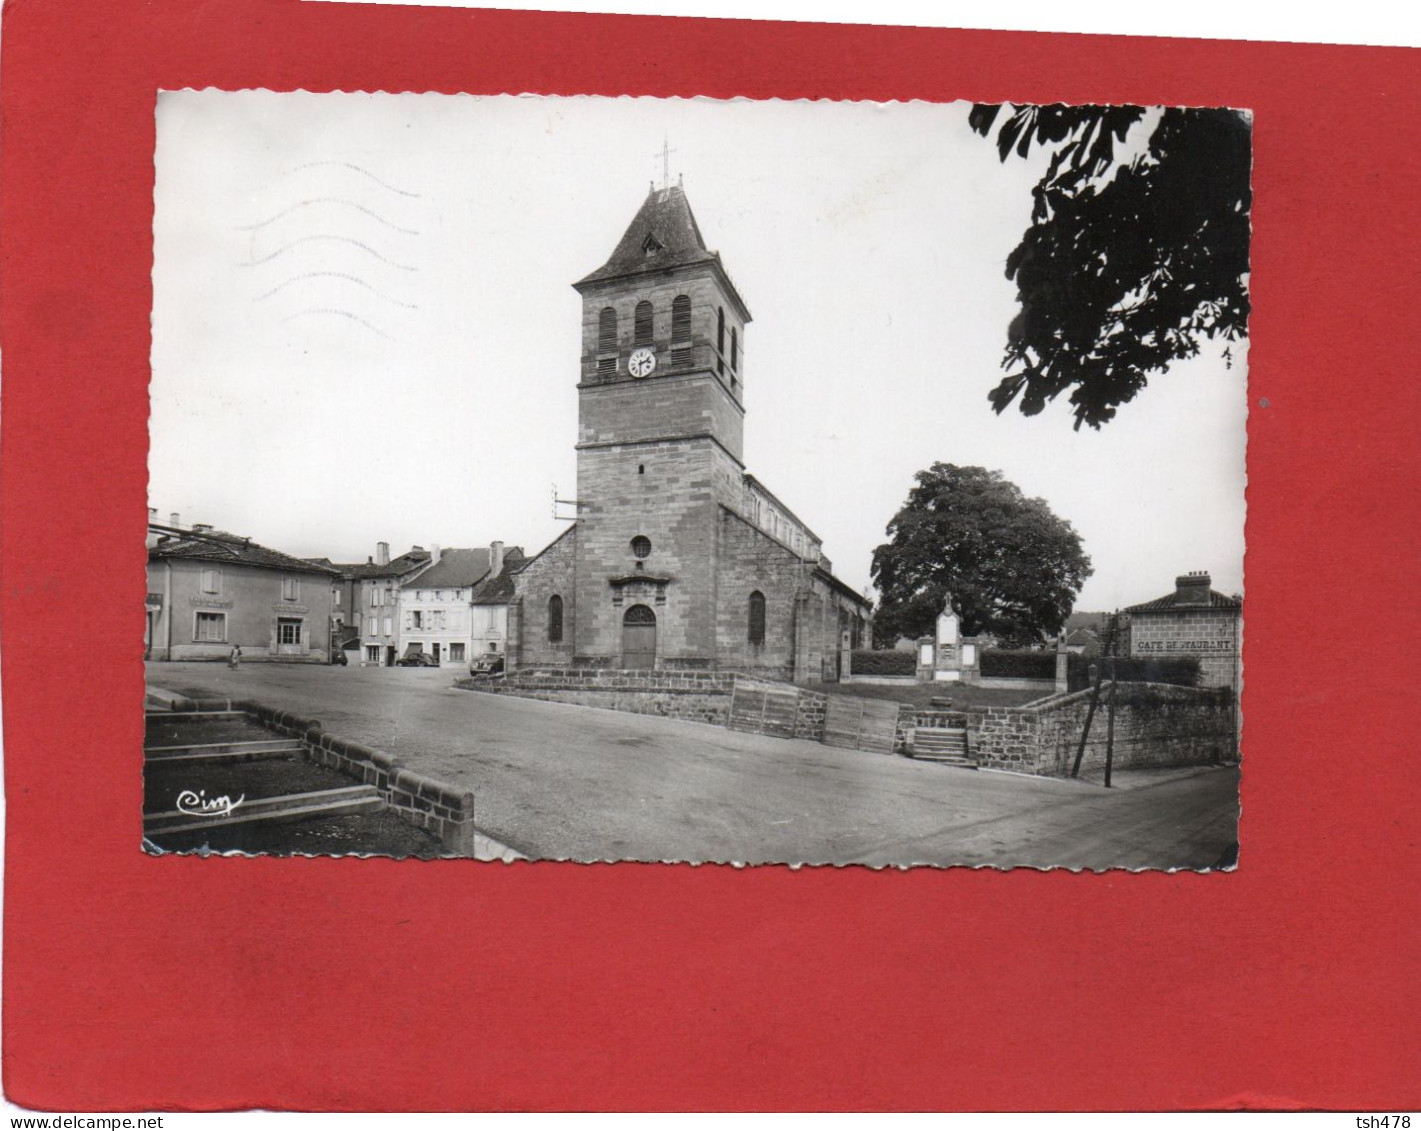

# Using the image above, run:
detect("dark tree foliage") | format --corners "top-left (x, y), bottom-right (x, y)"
top-left (968, 103), bottom-right (1252, 429)
top-left (871, 463), bottom-right (1092, 648)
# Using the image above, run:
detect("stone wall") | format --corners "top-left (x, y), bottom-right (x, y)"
top-left (510, 526), bottom-right (577, 668)
top-left (714, 507), bottom-right (812, 679)
top-left (236, 700), bottom-right (479, 855)
top-left (961, 682), bottom-right (1237, 776)
top-left (457, 668), bottom-right (737, 727)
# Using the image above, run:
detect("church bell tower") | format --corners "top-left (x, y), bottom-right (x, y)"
top-left (569, 181), bottom-right (753, 667)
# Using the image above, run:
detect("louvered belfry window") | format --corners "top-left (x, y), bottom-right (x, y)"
top-left (634, 301), bottom-right (654, 345)
top-left (731, 327), bottom-right (739, 370)
top-left (748, 590), bottom-right (766, 646)
top-left (598, 307), bottom-right (617, 352)
top-left (671, 295), bottom-right (692, 340)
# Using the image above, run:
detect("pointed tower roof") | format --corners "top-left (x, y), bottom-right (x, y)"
top-left (576, 184), bottom-right (719, 285)
top-left (575, 183), bottom-right (751, 319)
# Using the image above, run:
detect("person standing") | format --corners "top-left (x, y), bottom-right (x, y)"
top-left (228, 644), bottom-right (242, 670)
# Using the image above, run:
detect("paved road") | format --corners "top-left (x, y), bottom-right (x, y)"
top-left (147, 662), bottom-right (1239, 870)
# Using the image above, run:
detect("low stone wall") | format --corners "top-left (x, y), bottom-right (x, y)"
top-left (842, 675), bottom-right (917, 687)
top-left (961, 682), bottom-right (1237, 776)
top-left (456, 668), bottom-right (739, 727)
top-left (977, 676), bottom-right (1058, 693)
top-left (236, 700), bottom-right (479, 855)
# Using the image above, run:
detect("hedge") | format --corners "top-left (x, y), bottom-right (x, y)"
top-left (1066, 653), bottom-right (1201, 691)
top-left (850, 649), bottom-right (916, 676)
top-left (980, 649), bottom-right (1056, 680)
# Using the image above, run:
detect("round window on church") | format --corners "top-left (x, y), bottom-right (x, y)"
top-left (631, 535), bottom-right (652, 560)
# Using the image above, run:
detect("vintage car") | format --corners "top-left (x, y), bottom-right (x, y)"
top-left (469, 654), bottom-right (506, 676)
top-left (395, 650), bottom-right (440, 667)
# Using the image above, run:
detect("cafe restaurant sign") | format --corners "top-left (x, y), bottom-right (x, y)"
top-left (1135, 639), bottom-right (1234, 654)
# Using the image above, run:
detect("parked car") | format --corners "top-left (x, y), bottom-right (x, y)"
top-left (395, 651), bottom-right (440, 667)
top-left (330, 649), bottom-right (348, 666)
top-left (470, 654), bottom-right (505, 676)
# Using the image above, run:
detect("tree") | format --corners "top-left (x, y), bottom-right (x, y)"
top-left (871, 463), bottom-right (1091, 647)
top-left (968, 103), bottom-right (1251, 430)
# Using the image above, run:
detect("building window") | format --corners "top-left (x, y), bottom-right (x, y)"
top-left (717, 306), bottom-right (725, 352)
top-left (598, 306), bottom-right (617, 351)
top-left (366, 645), bottom-right (382, 663)
top-left (548, 595), bottom-right (564, 643)
top-left (748, 590), bottom-right (766, 646)
top-left (332, 589), bottom-right (341, 607)
top-left (671, 294), bottom-right (691, 340)
top-left (731, 326), bottom-right (738, 370)
top-left (631, 535), bottom-right (651, 559)
top-left (277, 618), bottom-right (303, 646)
top-left (282, 577), bottom-right (299, 601)
top-left (410, 610), bottom-right (423, 630)
top-left (449, 642), bottom-right (466, 662)
top-left (195, 611), bottom-right (226, 642)
top-left (597, 356), bottom-right (616, 377)
top-left (200, 568), bottom-right (221, 595)
top-left (383, 617), bottom-right (393, 637)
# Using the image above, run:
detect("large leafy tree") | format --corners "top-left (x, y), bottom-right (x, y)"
top-left (871, 463), bottom-right (1091, 647)
top-left (968, 103), bottom-right (1251, 429)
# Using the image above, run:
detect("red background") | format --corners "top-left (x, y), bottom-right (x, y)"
top-left (2, 0), bottom-right (1417, 1112)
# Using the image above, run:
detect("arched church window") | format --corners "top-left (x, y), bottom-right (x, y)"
top-left (547, 595), bottom-right (564, 643)
top-left (671, 295), bottom-right (692, 340)
top-left (731, 326), bottom-right (738, 370)
top-left (598, 307), bottom-right (617, 352)
top-left (748, 590), bottom-right (766, 646)
top-left (634, 301), bottom-right (654, 345)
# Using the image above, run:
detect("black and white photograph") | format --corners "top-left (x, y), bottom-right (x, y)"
top-left (143, 91), bottom-right (1248, 868)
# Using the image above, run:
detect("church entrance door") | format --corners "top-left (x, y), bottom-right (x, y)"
top-left (621, 604), bottom-right (656, 669)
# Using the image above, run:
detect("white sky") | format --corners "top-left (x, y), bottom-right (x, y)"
top-left (150, 91), bottom-right (1247, 611)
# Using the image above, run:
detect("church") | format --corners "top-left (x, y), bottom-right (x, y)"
top-left (504, 181), bottom-right (872, 682)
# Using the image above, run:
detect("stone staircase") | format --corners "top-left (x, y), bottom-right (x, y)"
top-left (910, 725), bottom-right (978, 768)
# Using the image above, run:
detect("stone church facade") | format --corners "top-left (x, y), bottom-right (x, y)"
top-left (506, 183), bottom-right (871, 682)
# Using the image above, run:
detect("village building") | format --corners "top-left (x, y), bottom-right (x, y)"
top-left (506, 182), bottom-right (872, 679)
top-left (1123, 571), bottom-right (1242, 691)
top-left (397, 542), bottom-right (524, 666)
top-left (146, 518), bottom-right (339, 663)
top-left (341, 543), bottom-right (434, 666)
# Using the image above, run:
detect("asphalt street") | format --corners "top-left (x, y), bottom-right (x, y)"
top-left (147, 661), bottom-right (1240, 869)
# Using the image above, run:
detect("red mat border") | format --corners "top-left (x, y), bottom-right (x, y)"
top-left (2, 1), bottom-right (1417, 1112)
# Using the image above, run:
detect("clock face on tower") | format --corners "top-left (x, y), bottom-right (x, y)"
top-left (628, 347), bottom-right (657, 378)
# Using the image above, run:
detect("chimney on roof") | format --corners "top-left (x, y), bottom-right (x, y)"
top-left (490, 541), bottom-right (504, 575)
top-left (376, 541), bottom-right (390, 566)
top-left (169, 512), bottom-right (181, 529)
top-left (431, 543), bottom-right (441, 563)
top-left (1175, 571), bottom-right (1213, 607)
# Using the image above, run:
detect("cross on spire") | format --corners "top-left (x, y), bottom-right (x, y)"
top-left (654, 136), bottom-right (678, 191)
